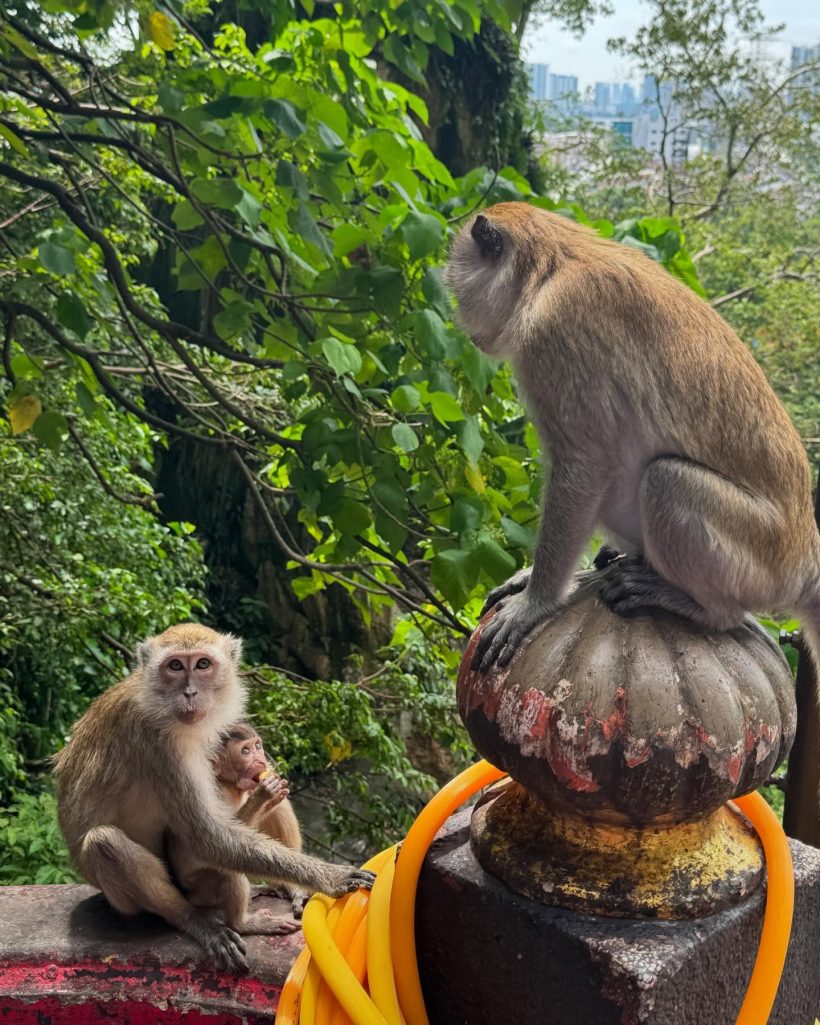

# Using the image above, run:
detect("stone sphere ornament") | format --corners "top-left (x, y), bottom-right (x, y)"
top-left (458, 572), bottom-right (797, 918)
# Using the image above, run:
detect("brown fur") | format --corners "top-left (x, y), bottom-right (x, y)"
top-left (169, 723), bottom-right (307, 925)
top-left (53, 624), bottom-right (374, 970)
top-left (446, 203), bottom-right (820, 672)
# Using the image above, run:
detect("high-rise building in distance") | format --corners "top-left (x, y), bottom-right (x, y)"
top-left (527, 63), bottom-right (550, 102)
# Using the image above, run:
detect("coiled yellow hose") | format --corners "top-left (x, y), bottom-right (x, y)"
top-left (276, 762), bottom-right (793, 1025)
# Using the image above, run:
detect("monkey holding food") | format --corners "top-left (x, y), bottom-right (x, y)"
top-left (54, 624), bottom-right (374, 971)
top-left (445, 203), bottom-right (820, 673)
top-left (169, 724), bottom-right (309, 922)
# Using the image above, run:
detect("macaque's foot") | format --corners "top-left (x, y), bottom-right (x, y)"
top-left (291, 890), bottom-right (310, 919)
top-left (185, 909), bottom-right (247, 972)
top-left (481, 567), bottom-right (531, 615)
top-left (598, 559), bottom-right (710, 625)
top-left (241, 910), bottom-right (302, 936)
top-left (324, 867), bottom-right (376, 898)
top-left (471, 590), bottom-right (556, 673)
top-left (593, 544), bottom-right (624, 571)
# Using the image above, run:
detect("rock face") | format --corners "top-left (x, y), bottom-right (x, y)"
top-left (457, 572), bottom-right (797, 918)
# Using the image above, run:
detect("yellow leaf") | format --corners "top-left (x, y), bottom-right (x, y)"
top-left (147, 11), bottom-right (175, 51)
top-left (323, 731), bottom-right (352, 765)
top-left (8, 394), bottom-right (42, 435)
top-left (465, 463), bottom-right (485, 494)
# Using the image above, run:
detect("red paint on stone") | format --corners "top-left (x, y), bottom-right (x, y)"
top-left (600, 687), bottom-right (628, 743)
top-left (0, 995), bottom-right (270, 1024)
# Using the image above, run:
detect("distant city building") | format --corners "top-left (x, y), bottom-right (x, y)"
top-left (594, 82), bottom-right (610, 111)
top-left (527, 63), bottom-right (550, 102)
top-left (790, 45), bottom-right (819, 99)
top-left (549, 74), bottom-right (578, 101)
top-left (612, 120), bottom-right (633, 145)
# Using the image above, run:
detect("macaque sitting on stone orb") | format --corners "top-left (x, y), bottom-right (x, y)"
top-left (445, 202), bottom-right (820, 674)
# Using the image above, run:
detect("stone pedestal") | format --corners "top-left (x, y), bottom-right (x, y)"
top-left (416, 810), bottom-right (820, 1025)
top-left (0, 885), bottom-right (301, 1023)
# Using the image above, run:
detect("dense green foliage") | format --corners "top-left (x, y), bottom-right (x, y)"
top-left (0, 0), bottom-right (815, 876)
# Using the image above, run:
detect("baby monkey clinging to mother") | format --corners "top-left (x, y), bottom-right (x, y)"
top-left (445, 202), bottom-right (820, 673)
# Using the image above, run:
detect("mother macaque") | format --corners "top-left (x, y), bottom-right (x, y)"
top-left (54, 624), bottom-right (373, 971)
top-left (445, 203), bottom-right (820, 672)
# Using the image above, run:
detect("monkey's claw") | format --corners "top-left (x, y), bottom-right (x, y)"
top-left (187, 911), bottom-right (247, 973)
top-left (472, 591), bottom-right (553, 673)
top-left (328, 868), bottom-right (376, 898)
top-left (481, 567), bottom-right (532, 616)
top-left (598, 559), bottom-right (708, 624)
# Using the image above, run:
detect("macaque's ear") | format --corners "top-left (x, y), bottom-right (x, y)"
top-left (225, 633), bottom-right (243, 666)
top-left (135, 638), bottom-right (154, 670)
top-left (471, 214), bottom-right (504, 259)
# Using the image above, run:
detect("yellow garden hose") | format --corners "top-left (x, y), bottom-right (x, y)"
top-left (276, 762), bottom-right (793, 1025)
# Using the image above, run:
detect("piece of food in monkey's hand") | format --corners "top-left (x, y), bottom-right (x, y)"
top-left (257, 768), bottom-right (272, 781)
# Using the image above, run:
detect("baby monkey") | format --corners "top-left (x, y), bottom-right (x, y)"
top-left (214, 724), bottom-right (309, 918)
top-left (445, 202), bottom-right (820, 672)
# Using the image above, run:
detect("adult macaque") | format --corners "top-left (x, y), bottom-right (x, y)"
top-left (54, 624), bottom-right (374, 971)
top-left (445, 203), bottom-right (820, 673)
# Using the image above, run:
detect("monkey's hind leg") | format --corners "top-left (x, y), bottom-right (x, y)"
top-left (600, 456), bottom-right (783, 631)
top-left (80, 826), bottom-right (247, 971)
top-left (217, 872), bottom-right (300, 936)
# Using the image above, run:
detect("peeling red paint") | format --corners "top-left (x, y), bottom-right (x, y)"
top-left (0, 995), bottom-right (270, 1024)
top-left (0, 958), bottom-right (282, 1023)
top-left (600, 687), bottom-right (628, 743)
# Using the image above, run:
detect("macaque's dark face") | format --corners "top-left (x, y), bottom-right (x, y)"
top-left (221, 734), bottom-right (267, 784)
top-left (159, 649), bottom-right (221, 725)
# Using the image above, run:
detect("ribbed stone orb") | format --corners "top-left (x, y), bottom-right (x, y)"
top-left (457, 572), bottom-right (796, 917)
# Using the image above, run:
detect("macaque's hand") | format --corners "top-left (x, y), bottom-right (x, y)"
top-left (471, 590), bottom-right (555, 673)
top-left (481, 567), bottom-right (531, 615)
top-left (254, 773), bottom-right (289, 809)
top-left (322, 866), bottom-right (376, 898)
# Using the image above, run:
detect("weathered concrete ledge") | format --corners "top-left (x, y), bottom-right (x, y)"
top-left (0, 885), bottom-right (302, 1023)
top-left (416, 809), bottom-right (820, 1025)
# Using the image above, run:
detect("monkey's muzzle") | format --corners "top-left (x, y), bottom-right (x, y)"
top-left (471, 215), bottom-right (503, 260)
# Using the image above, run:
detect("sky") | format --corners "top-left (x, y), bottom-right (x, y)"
top-left (522, 0), bottom-right (819, 90)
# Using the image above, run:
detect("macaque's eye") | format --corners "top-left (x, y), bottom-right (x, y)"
top-left (195, 657), bottom-right (211, 670)
top-left (168, 659), bottom-right (184, 672)
top-left (255, 741), bottom-right (262, 749)
top-left (241, 746), bottom-right (250, 755)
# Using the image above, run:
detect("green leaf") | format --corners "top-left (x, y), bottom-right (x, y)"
top-left (400, 211), bottom-right (445, 261)
top-left (430, 548), bottom-right (479, 608)
top-left (38, 242), bottom-right (75, 276)
top-left (266, 99), bottom-right (306, 139)
top-left (421, 267), bottom-right (451, 318)
top-left (501, 517), bottom-right (535, 549)
top-left (390, 385), bottom-right (421, 413)
top-left (31, 411), bottom-right (68, 451)
top-left (55, 293), bottom-right (92, 339)
top-left (276, 160), bottom-right (309, 200)
top-left (190, 178), bottom-right (243, 210)
top-left (476, 533), bottom-right (517, 582)
top-left (455, 416), bottom-right (483, 465)
top-left (322, 337), bottom-right (362, 377)
top-left (333, 498), bottom-right (371, 536)
top-left (414, 310), bottom-right (450, 358)
top-left (75, 381), bottom-right (98, 417)
top-left (290, 204), bottom-right (331, 257)
top-left (236, 188), bottom-right (261, 228)
top-left (391, 423), bottom-right (419, 452)
top-left (0, 123), bottom-right (28, 156)
top-left (429, 391), bottom-right (464, 424)
top-left (332, 224), bottom-right (369, 258)
top-left (172, 200), bottom-right (204, 230)
top-left (463, 345), bottom-right (499, 394)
